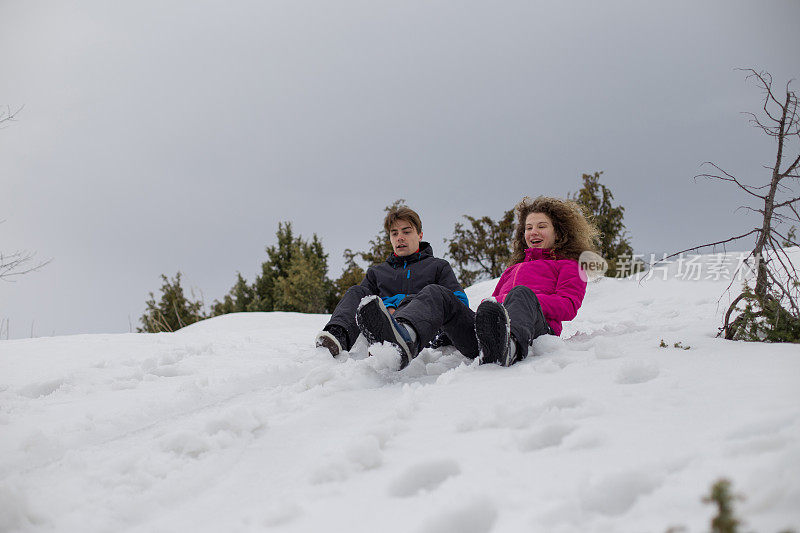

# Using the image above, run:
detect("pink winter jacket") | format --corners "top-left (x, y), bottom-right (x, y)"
top-left (491, 248), bottom-right (587, 336)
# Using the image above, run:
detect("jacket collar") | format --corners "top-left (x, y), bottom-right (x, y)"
top-left (524, 247), bottom-right (557, 261)
top-left (387, 241), bottom-right (433, 267)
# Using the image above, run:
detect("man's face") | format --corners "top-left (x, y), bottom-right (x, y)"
top-left (389, 219), bottom-right (422, 257)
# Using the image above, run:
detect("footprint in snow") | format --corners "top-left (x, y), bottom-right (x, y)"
top-left (16, 378), bottom-right (67, 399)
top-left (542, 394), bottom-right (586, 410)
top-left (261, 501), bottom-right (303, 526)
top-left (148, 364), bottom-right (188, 378)
top-left (614, 361), bottom-right (659, 384)
top-left (160, 407), bottom-right (268, 459)
top-left (725, 416), bottom-right (794, 440)
top-left (723, 416), bottom-right (797, 456)
top-left (593, 337), bottom-right (625, 360)
top-left (456, 394), bottom-right (590, 433)
top-left (388, 459), bottom-right (461, 498)
top-left (517, 423), bottom-right (577, 452)
top-left (418, 495), bottom-right (497, 533)
top-left (310, 434), bottom-right (385, 484)
top-left (580, 470), bottom-right (664, 516)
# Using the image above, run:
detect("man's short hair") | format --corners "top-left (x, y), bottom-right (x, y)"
top-left (384, 206), bottom-right (422, 235)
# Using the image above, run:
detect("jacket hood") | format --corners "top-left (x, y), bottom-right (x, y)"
top-left (387, 241), bottom-right (433, 267)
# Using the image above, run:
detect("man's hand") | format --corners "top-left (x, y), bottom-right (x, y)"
top-left (388, 307), bottom-right (396, 315)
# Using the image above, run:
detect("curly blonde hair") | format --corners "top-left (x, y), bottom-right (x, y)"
top-left (508, 196), bottom-right (599, 266)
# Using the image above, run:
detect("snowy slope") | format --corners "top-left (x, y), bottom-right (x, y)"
top-left (1, 251), bottom-right (799, 533)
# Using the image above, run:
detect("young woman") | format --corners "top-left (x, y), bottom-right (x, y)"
top-left (356, 196), bottom-right (599, 367)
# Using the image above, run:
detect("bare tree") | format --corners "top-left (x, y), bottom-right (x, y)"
top-left (0, 221), bottom-right (52, 280)
top-left (0, 105), bottom-right (23, 128)
top-left (668, 69), bottom-right (800, 340)
top-left (1, 106), bottom-right (52, 281)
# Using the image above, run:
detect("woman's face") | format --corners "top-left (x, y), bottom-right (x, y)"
top-left (524, 212), bottom-right (556, 249)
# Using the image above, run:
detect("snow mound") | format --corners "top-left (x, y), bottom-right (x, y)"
top-left (1, 251), bottom-right (799, 532)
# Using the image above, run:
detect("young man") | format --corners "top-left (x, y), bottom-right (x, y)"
top-left (315, 206), bottom-right (468, 366)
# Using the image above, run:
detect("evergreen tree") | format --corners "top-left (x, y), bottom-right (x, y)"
top-left (209, 222), bottom-right (334, 316)
top-left (246, 222), bottom-right (333, 313)
top-left (571, 171), bottom-right (635, 277)
top-left (248, 222), bottom-right (297, 312)
top-left (211, 273), bottom-right (254, 316)
top-left (330, 248), bottom-right (367, 307)
top-left (445, 209), bottom-right (515, 287)
top-left (272, 242), bottom-right (330, 313)
top-left (139, 272), bottom-right (205, 333)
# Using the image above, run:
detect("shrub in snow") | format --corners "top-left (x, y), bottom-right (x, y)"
top-left (703, 479), bottom-right (743, 533)
top-left (731, 283), bottom-right (800, 343)
top-left (139, 272), bottom-right (205, 333)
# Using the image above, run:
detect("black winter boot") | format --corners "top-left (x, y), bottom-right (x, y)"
top-left (356, 296), bottom-right (418, 369)
top-left (315, 325), bottom-right (348, 357)
top-left (475, 298), bottom-right (513, 366)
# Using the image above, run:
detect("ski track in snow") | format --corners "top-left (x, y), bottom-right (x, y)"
top-left (1, 251), bottom-right (799, 533)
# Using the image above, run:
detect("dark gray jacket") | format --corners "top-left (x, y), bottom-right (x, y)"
top-left (360, 242), bottom-right (468, 308)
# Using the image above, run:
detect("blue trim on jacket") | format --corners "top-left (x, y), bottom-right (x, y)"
top-left (453, 290), bottom-right (469, 307)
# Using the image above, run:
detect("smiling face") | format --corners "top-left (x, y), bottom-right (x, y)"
top-left (524, 212), bottom-right (556, 249)
top-left (389, 218), bottom-right (422, 256)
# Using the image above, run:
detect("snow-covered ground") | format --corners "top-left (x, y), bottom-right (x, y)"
top-left (2, 251), bottom-right (799, 533)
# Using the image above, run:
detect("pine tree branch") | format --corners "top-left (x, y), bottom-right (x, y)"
top-left (172, 300), bottom-right (185, 329)
top-left (157, 311), bottom-right (173, 332)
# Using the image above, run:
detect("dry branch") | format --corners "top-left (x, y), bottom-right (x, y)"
top-left (677, 69), bottom-right (800, 340)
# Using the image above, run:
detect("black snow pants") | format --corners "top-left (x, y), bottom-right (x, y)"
top-left (325, 285), bottom-right (374, 351)
top-left (394, 284), bottom-right (553, 360)
top-left (325, 285), bottom-right (455, 351)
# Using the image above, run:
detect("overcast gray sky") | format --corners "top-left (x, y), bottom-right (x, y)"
top-left (1, 0), bottom-right (798, 339)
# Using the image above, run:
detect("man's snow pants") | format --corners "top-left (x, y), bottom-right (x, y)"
top-left (325, 285), bottom-right (373, 351)
top-left (394, 284), bottom-right (553, 360)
